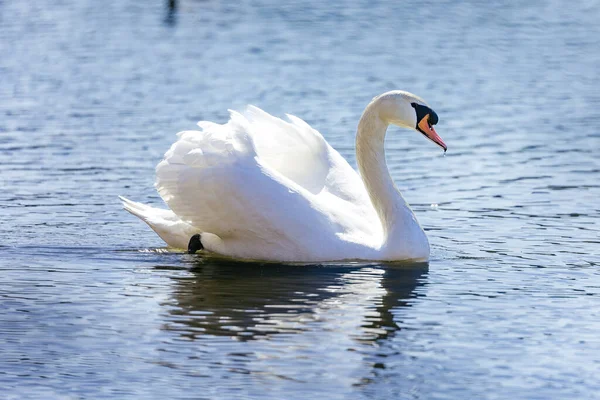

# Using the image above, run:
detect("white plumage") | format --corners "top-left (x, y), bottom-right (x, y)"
top-left (121, 91), bottom-right (445, 262)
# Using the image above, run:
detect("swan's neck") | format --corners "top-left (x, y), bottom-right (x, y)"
top-left (356, 104), bottom-right (414, 248)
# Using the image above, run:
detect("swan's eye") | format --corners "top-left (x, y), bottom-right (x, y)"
top-left (429, 110), bottom-right (439, 126)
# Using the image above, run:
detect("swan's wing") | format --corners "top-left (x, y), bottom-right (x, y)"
top-left (242, 106), bottom-right (375, 210)
top-left (241, 106), bottom-right (330, 194)
top-left (155, 108), bottom-right (382, 259)
top-left (155, 111), bottom-right (340, 258)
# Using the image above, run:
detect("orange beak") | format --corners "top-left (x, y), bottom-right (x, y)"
top-left (418, 115), bottom-right (447, 152)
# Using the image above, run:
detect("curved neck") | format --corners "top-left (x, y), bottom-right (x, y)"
top-left (355, 102), bottom-right (411, 246)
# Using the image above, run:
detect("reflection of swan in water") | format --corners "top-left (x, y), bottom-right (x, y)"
top-left (160, 259), bottom-right (428, 343)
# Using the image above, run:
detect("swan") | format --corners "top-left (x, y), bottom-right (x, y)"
top-left (120, 90), bottom-right (446, 262)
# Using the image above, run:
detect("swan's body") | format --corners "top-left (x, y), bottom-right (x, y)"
top-left (121, 90), bottom-right (446, 262)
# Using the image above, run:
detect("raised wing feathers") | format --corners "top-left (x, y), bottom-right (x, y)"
top-left (154, 107), bottom-right (379, 259)
top-left (242, 106), bottom-right (330, 194)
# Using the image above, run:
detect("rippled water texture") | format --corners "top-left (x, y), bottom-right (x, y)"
top-left (1, 0), bottom-right (599, 398)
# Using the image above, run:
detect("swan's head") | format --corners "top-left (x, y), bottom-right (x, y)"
top-left (374, 90), bottom-right (447, 152)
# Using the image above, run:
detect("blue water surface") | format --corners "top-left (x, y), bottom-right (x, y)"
top-left (1, 0), bottom-right (599, 398)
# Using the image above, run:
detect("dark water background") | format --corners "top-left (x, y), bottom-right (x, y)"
top-left (1, 0), bottom-right (599, 398)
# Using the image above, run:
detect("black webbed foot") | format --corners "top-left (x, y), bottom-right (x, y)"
top-left (188, 234), bottom-right (204, 254)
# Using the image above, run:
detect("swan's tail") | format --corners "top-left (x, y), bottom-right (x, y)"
top-left (118, 196), bottom-right (198, 249)
top-left (119, 196), bottom-right (153, 222)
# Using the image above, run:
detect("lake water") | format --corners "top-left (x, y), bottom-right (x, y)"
top-left (1, 0), bottom-right (599, 398)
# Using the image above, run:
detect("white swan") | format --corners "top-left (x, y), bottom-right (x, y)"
top-left (120, 90), bottom-right (446, 262)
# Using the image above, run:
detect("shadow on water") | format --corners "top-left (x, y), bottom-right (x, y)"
top-left (160, 258), bottom-right (429, 343)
